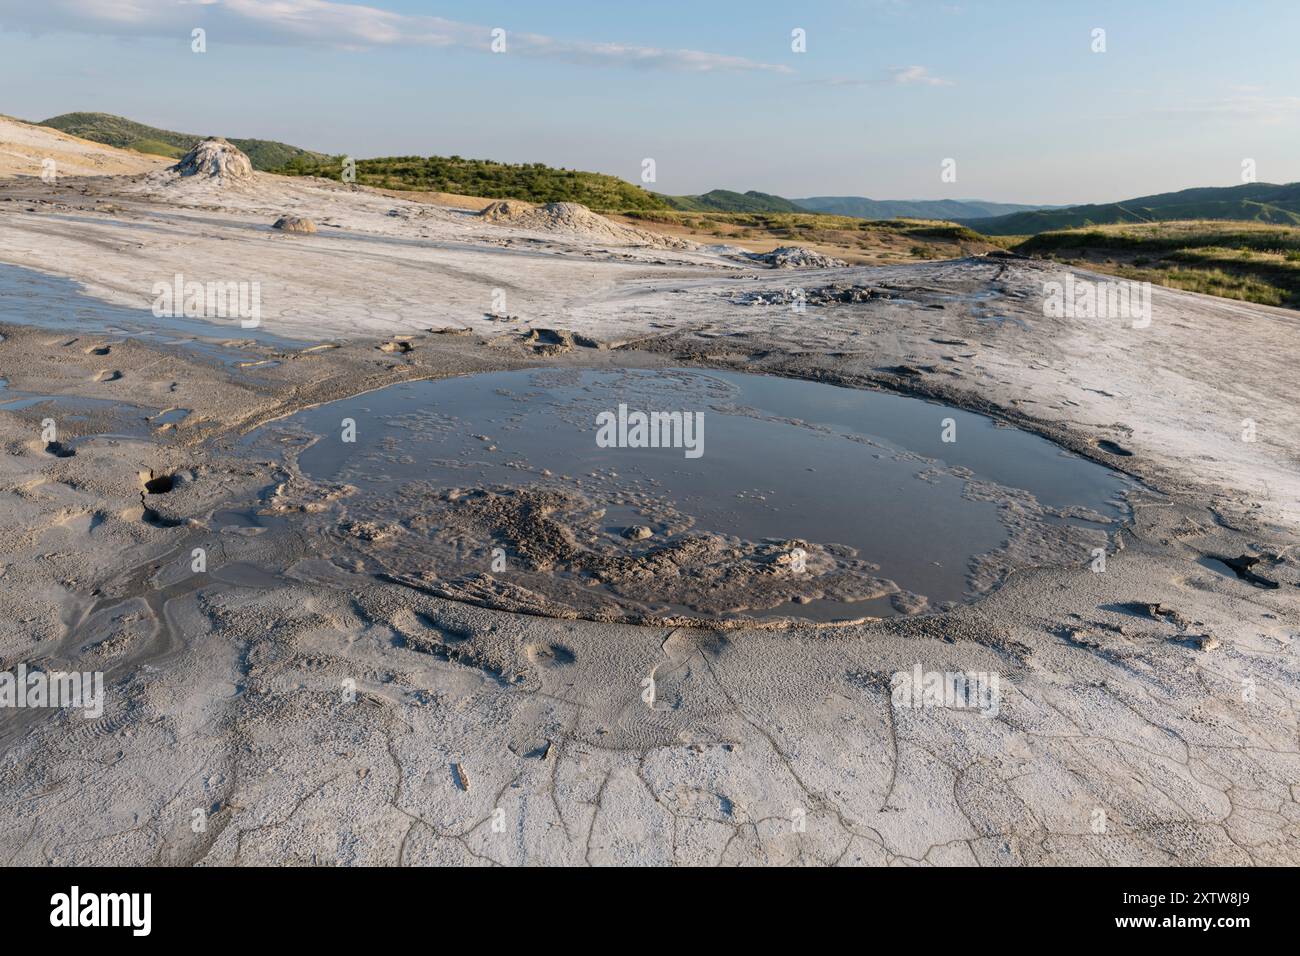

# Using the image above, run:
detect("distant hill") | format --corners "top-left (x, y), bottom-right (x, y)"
top-left (661, 189), bottom-right (804, 213)
top-left (273, 153), bottom-right (672, 212)
top-left (38, 112), bottom-right (327, 171)
top-left (964, 182), bottom-right (1300, 236)
top-left (655, 192), bottom-right (1050, 219)
top-left (795, 196), bottom-right (1055, 220)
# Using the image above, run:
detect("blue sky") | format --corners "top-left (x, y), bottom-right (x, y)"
top-left (1, 0), bottom-right (1297, 203)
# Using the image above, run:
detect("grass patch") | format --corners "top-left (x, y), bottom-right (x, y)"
top-left (1013, 220), bottom-right (1300, 308)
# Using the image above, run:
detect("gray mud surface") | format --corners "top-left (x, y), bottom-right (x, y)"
top-left (1, 169), bottom-right (1297, 865)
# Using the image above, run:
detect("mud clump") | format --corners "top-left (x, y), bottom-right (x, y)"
top-left (264, 476), bottom-right (356, 515)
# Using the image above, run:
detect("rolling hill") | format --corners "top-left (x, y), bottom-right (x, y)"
top-left (660, 190), bottom-right (804, 213)
top-left (38, 112), bottom-right (327, 171)
top-left (964, 182), bottom-right (1300, 235)
top-left (795, 196), bottom-right (1054, 220)
top-left (658, 192), bottom-right (1054, 218)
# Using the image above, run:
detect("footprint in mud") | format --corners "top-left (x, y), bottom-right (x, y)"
top-left (84, 344), bottom-right (111, 356)
top-left (94, 369), bottom-right (122, 383)
top-left (1095, 439), bottom-right (1133, 457)
top-left (525, 642), bottom-right (576, 669)
top-left (141, 470), bottom-right (176, 494)
top-left (43, 440), bottom-right (75, 458)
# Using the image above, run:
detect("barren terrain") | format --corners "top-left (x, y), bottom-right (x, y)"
top-left (0, 123), bottom-right (1296, 865)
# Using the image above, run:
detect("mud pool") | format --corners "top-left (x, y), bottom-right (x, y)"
top-left (248, 368), bottom-right (1134, 624)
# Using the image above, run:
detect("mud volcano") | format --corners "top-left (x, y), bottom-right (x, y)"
top-left (250, 369), bottom-right (1134, 625)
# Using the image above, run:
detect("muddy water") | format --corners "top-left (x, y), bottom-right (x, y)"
top-left (251, 368), bottom-right (1132, 624)
top-left (0, 262), bottom-right (299, 355)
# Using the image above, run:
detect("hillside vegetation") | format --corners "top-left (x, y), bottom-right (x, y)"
top-left (38, 112), bottom-right (327, 171)
top-left (274, 153), bottom-right (672, 212)
top-left (969, 182), bottom-right (1300, 235)
top-left (1014, 220), bottom-right (1300, 308)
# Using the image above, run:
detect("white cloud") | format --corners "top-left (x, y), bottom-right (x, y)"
top-left (804, 65), bottom-right (953, 88)
top-left (886, 65), bottom-right (952, 87)
top-left (0, 0), bottom-right (793, 74)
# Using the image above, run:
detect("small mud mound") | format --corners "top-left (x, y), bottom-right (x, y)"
top-left (169, 137), bottom-right (254, 181)
top-left (744, 246), bottom-right (847, 269)
top-left (336, 484), bottom-right (899, 627)
top-left (272, 215), bottom-right (318, 234)
top-left (477, 200), bottom-right (694, 249)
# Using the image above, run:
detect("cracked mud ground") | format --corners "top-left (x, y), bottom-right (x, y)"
top-left (0, 168), bottom-right (1298, 865)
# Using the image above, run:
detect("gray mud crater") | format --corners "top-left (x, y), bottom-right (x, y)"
top-left (248, 368), bottom-right (1132, 625)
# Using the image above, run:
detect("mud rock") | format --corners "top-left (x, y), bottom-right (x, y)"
top-left (273, 215), bottom-right (318, 234)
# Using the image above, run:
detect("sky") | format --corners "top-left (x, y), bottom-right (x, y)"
top-left (1, 0), bottom-right (1298, 204)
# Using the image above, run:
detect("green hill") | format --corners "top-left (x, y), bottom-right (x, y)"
top-left (661, 189), bottom-right (803, 213)
top-left (274, 153), bottom-right (672, 212)
top-left (966, 183), bottom-right (1300, 235)
top-left (38, 112), bottom-right (327, 171)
